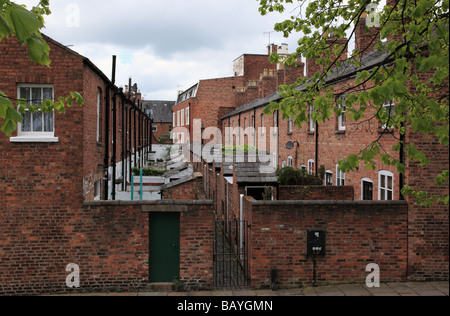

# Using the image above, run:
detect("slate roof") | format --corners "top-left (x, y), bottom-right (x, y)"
top-left (142, 100), bottom-right (175, 123)
top-left (233, 160), bottom-right (278, 184)
top-left (221, 49), bottom-right (392, 120)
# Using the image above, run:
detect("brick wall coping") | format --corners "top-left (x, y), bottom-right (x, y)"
top-left (83, 200), bottom-right (214, 207)
top-left (250, 199), bottom-right (408, 207)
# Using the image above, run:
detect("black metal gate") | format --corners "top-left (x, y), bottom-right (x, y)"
top-left (213, 216), bottom-right (250, 288)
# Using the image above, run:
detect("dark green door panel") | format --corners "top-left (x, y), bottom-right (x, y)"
top-left (149, 212), bottom-right (180, 282)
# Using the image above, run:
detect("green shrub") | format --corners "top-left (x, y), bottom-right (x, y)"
top-left (222, 144), bottom-right (259, 157)
top-left (276, 167), bottom-right (323, 186)
top-left (131, 167), bottom-right (168, 176)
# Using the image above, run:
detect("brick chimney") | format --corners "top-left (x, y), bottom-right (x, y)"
top-left (306, 33), bottom-right (348, 78)
top-left (355, 12), bottom-right (381, 59)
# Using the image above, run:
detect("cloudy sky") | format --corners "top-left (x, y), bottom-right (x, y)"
top-left (20, 0), bottom-right (301, 101)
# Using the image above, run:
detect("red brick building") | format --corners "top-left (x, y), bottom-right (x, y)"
top-left (216, 15), bottom-right (448, 281)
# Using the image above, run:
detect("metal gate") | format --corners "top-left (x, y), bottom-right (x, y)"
top-left (213, 216), bottom-right (250, 288)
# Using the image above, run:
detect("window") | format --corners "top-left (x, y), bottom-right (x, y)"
top-left (152, 125), bottom-right (158, 132)
top-left (261, 114), bottom-right (265, 134)
top-left (308, 159), bottom-right (315, 175)
top-left (309, 105), bottom-right (315, 132)
top-left (273, 110), bottom-right (278, 135)
top-left (13, 84), bottom-right (57, 142)
top-left (379, 170), bottom-right (394, 200)
top-left (336, 164), bottom-right (345, 186)
top-left (338, 96), bottom-right (346, 131)
top-left (362, 178), bottom-right (374, 200)
top-left (186, 108), bottom-right (190, 125)
top-left (381, 99), bottom-right (395, 129)
top-left (282, 161), bottom-right (286, 168)
top-left (94, 180), bottom-right (101, 201)
top-left (173, 113), bottom-right (176, 127)
top-left (288, 115), bottom-right (293, 133)
top-left (177, 111), bottom-right (180, 127)
top-left (181, 109), bottom-right (185, 126)
top-left (287, 156), bottom-right (293, 167)
top-left (325, 170), bottom-right (333, 186)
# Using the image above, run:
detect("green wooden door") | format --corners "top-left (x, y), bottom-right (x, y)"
top-left (149, 212), bottom-right (180, 282)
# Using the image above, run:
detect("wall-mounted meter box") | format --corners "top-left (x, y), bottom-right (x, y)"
top-left (307, 229), bottom-right (326, 256)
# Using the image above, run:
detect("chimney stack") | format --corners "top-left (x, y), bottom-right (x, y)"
top-left (355, 11), bottom-right (381, 59)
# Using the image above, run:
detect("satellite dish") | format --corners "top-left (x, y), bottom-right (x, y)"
top-left (285, 141), bottom-right (294, 150)
top-left (132, 83), bottom-right (138, 93)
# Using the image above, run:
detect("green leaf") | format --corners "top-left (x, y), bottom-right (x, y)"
top-left (26, 33), bottom-right (51, 66)
top-left (5, 107), bottom-right (23, 123)
top-left (0, 119), bottom-right (16, 136)
top-left (0, 15), bottom-right (12, 40)
top-left (7, 3), bottom-right (42, 42)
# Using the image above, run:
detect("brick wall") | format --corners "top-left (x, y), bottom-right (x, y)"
top-left (245, 198), bottom-right (409, 289)
top-left (278, 185), bottom-right (354, 200)
top-left (0, 201), bottom-right (215, 295)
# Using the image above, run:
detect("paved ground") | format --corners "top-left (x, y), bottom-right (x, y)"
top-left (51, 281), bottom-right (448, 296)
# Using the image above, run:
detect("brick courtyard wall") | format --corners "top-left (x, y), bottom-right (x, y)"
top-left (244, 197), bottom-right (409, 289)
top-left (0, 201), bottom-right (214, 295)
top-left (278, 185), bottom-right (354, 200)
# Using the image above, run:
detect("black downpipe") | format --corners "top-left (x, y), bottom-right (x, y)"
top-left (315, 121), bottom-right (319, 176)
top-left (128, 105), bottom-right (133, 183)
top-left (399, 122), bottom-right (405, 200)
top-left (134, 106), bottom-right (137, 170)
top-left (103, 88), bottom-right (110, 201)
top-left (111, 56), bottom-right (117, 200)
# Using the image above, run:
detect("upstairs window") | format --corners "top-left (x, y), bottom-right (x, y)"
top-left (381, 99), bottom-right (395, 129)
top-left (338, 95), bottom-right (346, 131)
top-left (13, 84), bottom-right (57, 142)
top-left (379, 170), bottom-right (394, 200)
top-left (336, 164), bottom-right (346, 186)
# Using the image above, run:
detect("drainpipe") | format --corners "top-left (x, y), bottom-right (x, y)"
top-left (103, 86), bottom-right (110, 200)
top-left (399, 121), bottom-right (405, 200)
top-left (315, 121), bottom-right (319, 175)
top-left (121, 95), bottom-right (126, 191)
top-left (111, 55), bottom-right (117, 200)
top-left (240, 194), bottom-right (244, 261)
top-left (128, 104), bottom-right (133, 185)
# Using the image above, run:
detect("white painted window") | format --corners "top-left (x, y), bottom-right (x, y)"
top-left (336, 164), bottom-right (346, 186)
top-left (288, 115), bottom-right (293, 133)
top-left (186, 108), bottom-right (190, 125)
top-left (361, 177), bottom-right (374, 200)
top-left (378, 170), bottom-right (394, 200)
top-left (308, 159), bottom-right (315, 175)
top-left (177, 111), bottom-right (180, 127)
top-left (338, 95), bottom-right (346, 131)
top-left (173, 113), bottom-right (176, 127)
top-left (287, 156), bottom-right (293, 167)
top-left (325, 170), bottom-right (333, 186)
top-left (94, 180), bottom-right (101, 201)
top-left (309, 105), bottom-right (315, 132)
top-left (381, 99), bottom-right (395, 129)
top-left (181, 109), bottom-right (185, 126)
top-left (12, 84), bottom-right (57, 142)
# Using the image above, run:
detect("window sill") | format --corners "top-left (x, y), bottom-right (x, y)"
top-left (10, 136), bottom-right (59, 143)
top-left (307, 131), bottom-right (315, 135)
top-left (335, 129), bottom-right (346, 134)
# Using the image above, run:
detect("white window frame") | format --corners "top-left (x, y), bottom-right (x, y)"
top-left (181, 109), bottom-right (185, 126)
top-left (186, 108), bottom-right (190, 125)
top-left (11, 84), bottom-right (58, 143)
top-left (336, 164), bottom-right (346, 186)
top-left (361, 177), bottom-right (374, 200)
top-left (307, 159), bottom-right (315, 175)
top-left (325, 170), bottom-right (333, 186)
top-left (177, 111), bottom-right (181, 127)
top-left (273, 110), bottom-right (278, 135)
top-left (261, 114), bottom-right (265, 135)
top-left (288, 115), bottom-right (293, 133)
top-left (309, 105), bottom-right (315, 132)
top-left (381, 99), bottom-right (395, 129)
top-left (173, 113), bottom-right (176, 127)
top-left (338, 96), bottom-right (346, 131)
top-left (94, 180), bottom-right (101, 201)
top-left (378, 170), bottom-right (394, 200)
top-left (287, 156), bottom-right (293, 167)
